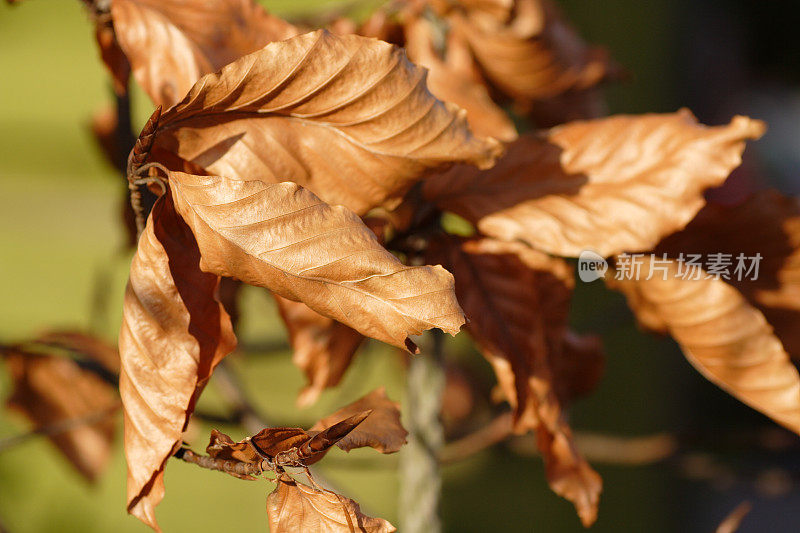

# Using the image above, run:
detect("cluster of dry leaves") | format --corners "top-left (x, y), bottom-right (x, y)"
top-left (4, 0), bottom-right (799, 531)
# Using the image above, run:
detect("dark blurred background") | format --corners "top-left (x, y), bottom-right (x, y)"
top-left (2, 1), bottom-right (800, 531)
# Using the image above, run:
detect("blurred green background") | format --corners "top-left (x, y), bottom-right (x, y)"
top-left (2, 1), bottom-right (800, 532)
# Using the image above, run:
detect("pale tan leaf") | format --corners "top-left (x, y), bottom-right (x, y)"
top-left (610, 257), bottom-right (800, 435)
top-left (267, 475), bottom-right (396, 533)
top-left (111, 0), bottom-right (297, 107)
top-left (119, 195), bottom-right (236, 531)
top-left (425, 236), bottom-right (601, 526)
top-left (656, 191), bottom-right (800, 358)
top-left (168, 171), bottom-right (464, 352)
top-left (151, 30), bottom-right (502, 215)
top-left (404, 17), bottom-right (517, 142)
top-left (2, 348), bottom-right (119, 483)
top-left (424, 111), bottom-right (765, 257)
top-left (716, 501), bottom-right (752, 533)
top-left (311, 387), bottom-right (407, 453)
top-left (449, 0), bottom-right (611, 104)
top-left (274, 295), bottom-right (364, 407)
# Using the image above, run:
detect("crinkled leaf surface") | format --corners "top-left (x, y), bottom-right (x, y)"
top-left (425, 111), bottom-right (765, 257)
top-left (167, 170), bottom-right (465, 351)
top-left (151, 30), bottom-right (501, 215)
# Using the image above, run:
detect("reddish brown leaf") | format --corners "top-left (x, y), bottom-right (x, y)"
top-left (167, 170), bottom-right (465, 352)
top-left (95, 16), bottom-right (131, 97)
top-left (267, 474), bottom-right (396, 532)
top-left (311, 388), bottom-right (407, 453)
top-left (404, 17), bottom-right (517, 142)
top-left (36, 330), bottom-right (120, 375)
top-left (150, 30), bottom-right (502, 215)
top-left (119, 195), bottom-right (236, 530)
top-left (426, 236), bottom-right (601, 526)
top-left (610, 257), bottom-right (800, 435)
top-left (274, 296), bottom-right (364, 407)
top-left (110, 0), bottom-right (297, 107)
top-left (553, 332), bottom-right (604, 404)
top-left (424, 112), bottom-right (765, 257)
top-left (2, 347), bottom-right (119, 482)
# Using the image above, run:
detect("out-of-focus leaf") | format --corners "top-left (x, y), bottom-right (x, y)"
top-left (610, 257), bottom-right (800, 435)
top-left (424, 112), bottom-right (765, 257)
top-left (167, 170), bottom-right (465, 352)
top-left (310, 388), bottom-right (407, 453)
top-left (110, 0), bottom-right (297, 107)
top-left (2, 346), bottom-right (118, 482)
top-left (716, 501), bottom-right (752, 533)
top-left (267, 474), bottom-right (396, 533)
top-left (553, 331), bottom-right (604, 404)
top-left (657, 191), bottom-right (800, 358)
top-left (274, 296), bottom-right (364, 407)
top-left (449, 0), bottom-right (611, 106)
top-left (36, 330), bottom-right (120, 374)
top-left (95, 16), bottom-right (131, 96)
top-left (119, 195), bottom-right (236, 531)
top-left (404, 17), bottom-right (517, 142)
top-left (426, 235), bottom-right (601, 526)
top-left (150, 30), bottom-right (502, 215)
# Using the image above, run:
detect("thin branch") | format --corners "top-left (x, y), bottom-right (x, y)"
top-left (174, 447), bottom-right (266, 479)
top-left (0, 403), bottom-right (121, 453)
top-left (439, 412), bottom-right (513, 464)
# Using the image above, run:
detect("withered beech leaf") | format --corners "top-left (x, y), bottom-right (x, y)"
top-left (119, 194), bottom-right (236, 531)
top-left (36, 330), bottom-right (121, 374)
top-left (657, 191), bottom-right (800, 358)
top-left (425, 236), bottom-right (601, 526)
top-left (2, 347), bottom-right (119, 483)
top-left (404, 17), bottom-right (518, 142)
top-left (449, 0), bottom-right (611, 104)
top-left (424, 111), bottom-right (765, 258)
top-left (310, 387), bottom-right (407, 453)
top-left (274, 295), bottom-right (364, 407)
top-left (205, 411), bottom-right (371, 469)
top-left (167, 170), bottom-right (465, 352)
top-left (267, 474), bottom-right (396, 533)
top-left (110, 0), bottom-right (297, 107)
top-left (151, 30), bottom-right (502, 215)
top-left (609, 257), bottom-right (800, 435)
top-left (553, 332), bottom-right (604, 405)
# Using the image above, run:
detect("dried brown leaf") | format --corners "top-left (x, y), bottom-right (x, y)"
top-left (449, 0), bottom-right (611, 105)
top-left (36, 330), bottom-right (120, 374)
top-left (119, 195), bottom-right (236, 530)
top-left (2, 347), bottom-right (118, 482)
top-left (426, 236), bottom-right (601, 526)
top-left (274, 296), bottom-right (364, 407)
top-left (424, 112), bottom-right (765, 257)
top-left (610, 257), bottom-right (800, 435)
top-left (110, 0), bottom-right (297, 107)
top-left (716, 501), bottom-right (752, 533)
top-left (151, 30), bottom-right (502, 215)
top-left (95, 17), bottom-right (131, 96)
top-left (656, 191), bottom-right (800, 358)
top-left (267, 474), bottom-right (396, 533)
top-left (311, 388), bottom-right (407, 453)
top-left (167, 170), bottom-right (465, 352)
top-left (404, 17), bottom-right (517, 142)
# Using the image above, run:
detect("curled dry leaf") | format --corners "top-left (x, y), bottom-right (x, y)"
top-left (449, 0), bottom-right (611, 104)
top-left (404, 17), bottom-right (517, 142)
top-left (151, 30), bottom-right (502, 215)
top-left (609, 257), bottom-right (800, 435)
top-left (167, 170), bottom-right (465, 352)
top-left (2, 345), bottom-right (119, 482)
top-left (110, 0), bottom-right (297, 107)
top-left (656, 191), bottom-right (800, 358)
top-left (205, 411), bottom-right (372, 472)
top-left (424, 111), bottom-right (766, 258)
top-left (119, 195), bottom-right (236, 530)
top-left (425, 236), bottom-right (601, 526)
top-left (311, 387), bottom-right (408, 453)
top-left (267, 474), bottom-right (396, 533)
top-left (274, 295), bottom-right (364, 407)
